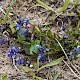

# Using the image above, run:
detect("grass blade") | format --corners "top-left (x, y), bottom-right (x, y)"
top-left (2, 0), bottom-right (16, 24)
top-left (36, 0), bottom-right (54, 12)
top-left (53, 70), bottom-right (61, 80)
top-left (57, 0), bottom-right (71, 13)
top-left (37, 56), bottom-right (64, 71)
top-left (36, 58), bottom-right (39, 69)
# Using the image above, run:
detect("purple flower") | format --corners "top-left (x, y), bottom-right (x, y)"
top-left (61, 24), bottom-right (66, 31)
top-left (12, 54), bottom-right (18, 59)
top-left (43, 48), bottom-right (49, 53)
top-left (70, 52), bottom-right (75, 59)
top-left (0, 25), bottom-right (2, 30)
top-left (11, 46), bottom-right (20, 53)
top-left (31, 33), bottom-right (34, 40)
top-left (7, 51), bottom-right (14, 57)
top-left (77, 46), bottom-right (80, 52)
top-left (16, 18), bottom-right (24, 26)
top-left (74, 46), bottom-right (80, 53)
top-left (38, 53), bottom-right (46, 62)
top-left (0, 38), bottom-right (6, 44)
top-left (18, 59), bottom-right (24, 66)
top-left (36, 44), bottom-right (41, 50)
top-left (26, 19), bottom-right (29, 25)
top-left (64, 16), bottom-right (70, 19)
top-left (15, 23), bottom-right (22, 30)
top-left (36, 44), bottom-right (49, 54)
top-left (63, 33), bottom-right (68, 39)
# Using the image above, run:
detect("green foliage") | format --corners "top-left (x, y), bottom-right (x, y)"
top-left (10, 21), bottom-right (16, 33)
top-left (0, 75), bottom-right (7, 80)
top-left (36, 58), bottom-right (39, 69)
top-left (30, 40), bottom-right (40, 55)
top-left (17, 29), bottom-right (26, 41)
top-left (53, 70), bottom-right (61, 80)
top-left (37, 56), bottom-right (64, 71)
top-left (2, 0), bottom-right (16, 24)
top-left (36, 0), bottom-right (54, 11)
top-left (75, 0), bottom-right (80, 4)
top-left (57, 0), bottom-right (71, 13)
top-left (47, 30), bottom-right (55, 40)
top-left (21, 66), bottom-right (35, 72)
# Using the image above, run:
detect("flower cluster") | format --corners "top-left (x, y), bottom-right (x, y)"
top-left (15, 18), bottom-right (29, 31)
top-left (7, 46), bottom-right (33, 67)
top-left (36, 44), bottom-right (49, 62)
top-left (70, 46), bottom-right (80, 59)
top-left (15, 18), bottom-right (34, 40)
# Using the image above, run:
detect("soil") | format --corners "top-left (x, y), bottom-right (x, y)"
top-left (0, 0), bottom-right (80, 80)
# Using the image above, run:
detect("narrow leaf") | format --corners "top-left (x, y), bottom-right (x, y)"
top-left (61, 13), bottom-right (76, 16)
top-left (36, 0), bottom-right (54, 11)
top-left (57, 0), bottom-right (71, 13)
top-left (37, 56), bottom-right (64, 71)
top-left (2, 0), bottom-right (16, 24)
top-left (21, 66), bottom-right (35, 72)
top-left (10, 21), bottom-right (16, 33)
top-left (53, 70), bottom-right (61, 80)
top-left (36, 58), bottom-right (39, 69)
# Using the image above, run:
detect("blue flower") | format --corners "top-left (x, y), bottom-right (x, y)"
top-left (64, 16), bottom-right (70, 19)
top-left (38, 53), bottom-right (46, 62)
top-left (31, 33), bottom-right (34, 40)
top-left (77, 46), bottom-right (80, 52)
top-left (63, 33), bottom-right (68, 39)
top-left (7, 51), bottom-right (14, 57)
top-left (18, 59), bottom-right (24, 66)
top-left (0, 25), bottom-right (2, 30)
top-left (43, 48), bottom-right (49, 53)
top-left (0, 38), bottom-right (6, 44)
top-left (36, 44), bottom-right (49, 54)
top-left (16, 18), bottom-right (24, 26)
top-left (12, 54), bottom-right (18, 59)
top-left (15, 23), bottom-right (22, 30)
top-left (61, 24), bottom-right (66, 31)
top-left (70, 52), bottom-right (75, 59)
top-left (26, 19), bottom-right (29, 25)
top-left (11, 46), bottom-right (20, 53)
top-left (36, 44), bottom-right (41, 50)
top-left (74, 46), bottom-right (80, 53)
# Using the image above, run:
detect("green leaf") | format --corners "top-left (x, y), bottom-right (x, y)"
top-left (37, 56), bottom-right (64, 71)
top-left (24, 44), bottom-right (31, 55)
top-left (57, 0), bottom-right (71, 13)
top-left (21, 66), bottom-right (35, 72)
top-left (10, 21), bottom-right (16, 33)
top-left (47, 30), bottom-right (55, 40)
top-left (36, 58), bottom-right (39, 69)
top-left (53, 70), bottom-right (61, 80)
top-left (61, 13), bottom-right (76, 16)
top-left (36, 0), bottom-right (54, 11)
top-left (76, 0), bottom-right (80, 4)
top-left (1, 75), bottom-right (7, 80)
top-left (17, 29), bottom-right (26, 42)
top-left (2, 0), bottom-right (16, 24)
top-left (30, 40), bottom-right (39, 55)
